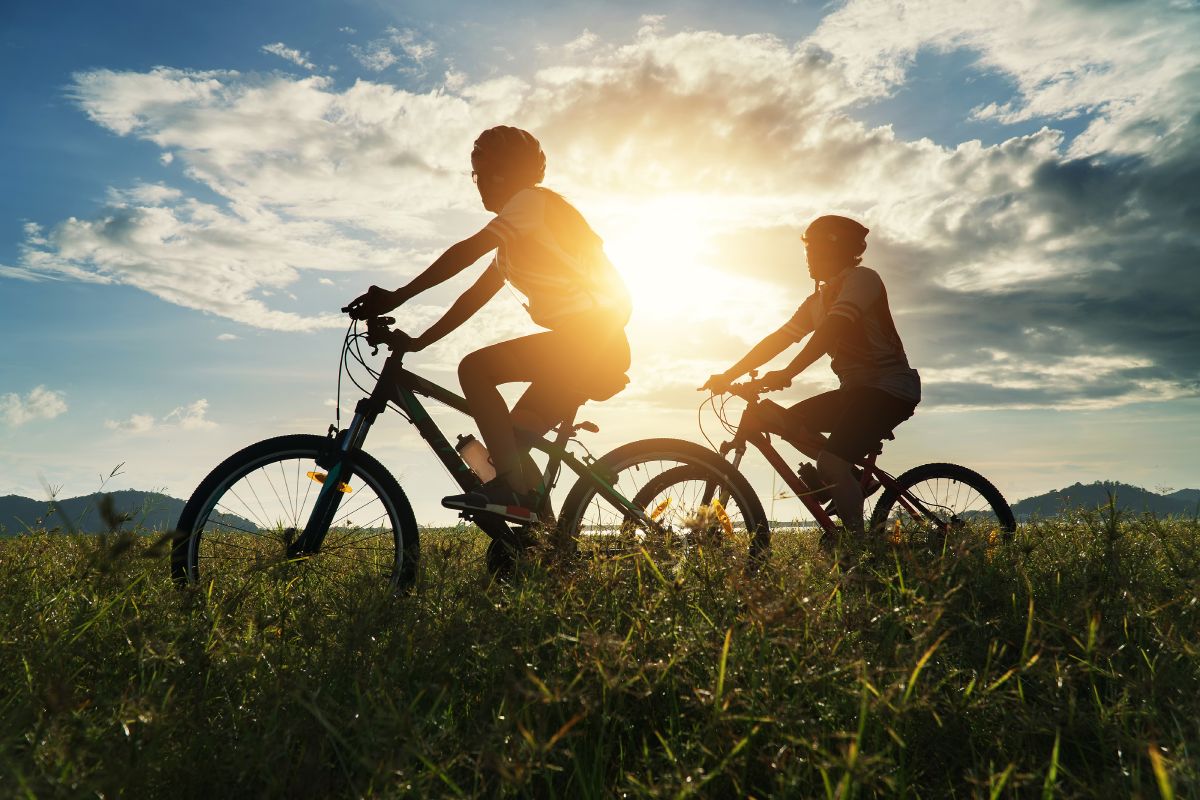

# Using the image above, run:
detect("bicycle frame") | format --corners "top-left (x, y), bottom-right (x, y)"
top-left (717, 390), bottom-right (933, 532)
top-left (294, 330), bottom-right (655, 554)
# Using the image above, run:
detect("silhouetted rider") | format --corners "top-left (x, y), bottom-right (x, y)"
top-left (346, 126), bottom-right (632, 525)
top-left (704, 215), bottom-right (920, 536)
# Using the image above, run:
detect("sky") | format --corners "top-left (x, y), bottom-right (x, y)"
top-left (2, 0), bottom-right (1198, 524)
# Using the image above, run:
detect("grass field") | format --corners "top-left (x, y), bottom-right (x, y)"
top-left (1, 506), bottom-right (1197, 798)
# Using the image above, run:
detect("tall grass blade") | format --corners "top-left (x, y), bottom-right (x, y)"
top-left (1041, 729), bottom-right (1060, 800)
top-left (715, 626), bottom-right (733, 711)
top-left (1148, 745), bottom-right (1175, 800)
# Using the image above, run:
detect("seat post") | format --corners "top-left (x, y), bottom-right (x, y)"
top-left (554, 406), bottom-right (580, 446)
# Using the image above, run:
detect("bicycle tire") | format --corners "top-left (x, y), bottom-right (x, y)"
top-left (558, 438), bottom-right (770, 564)
top-left (172, 434), bottom-right (419, 591)
top-left (869, 462), bottom-right (1016, 551)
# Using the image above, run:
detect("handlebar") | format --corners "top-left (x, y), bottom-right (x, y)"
top-left (726, 380), bottom-right (770, 401)
top-left (698, 369), bottom-right (772, 401)
top-left (362, 315), bottom-right (414, 355)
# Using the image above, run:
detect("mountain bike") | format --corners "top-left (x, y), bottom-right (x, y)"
top-left (700, 375), bottom-right (1016, 550)
top-left (171, 316), bottom-right (770, 590)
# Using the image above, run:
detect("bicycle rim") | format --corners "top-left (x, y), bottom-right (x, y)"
top-left (179, 438), bottom-right (413, 591)
top-left (561, 440), bottom-right (769, 567)
top-left (871, 463), bottom-right (1015, 554)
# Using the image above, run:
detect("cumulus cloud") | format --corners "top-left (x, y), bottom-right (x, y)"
top-left (105, 399), bottom-right (216, 433)
top-left (810, 0), bottom-right (1200, 158)
top-left (1, 386), bottom-right (68, 427)
top-left (261, 42), bottom-right (316, 71)
top-left (5, 5), bottom-right (1198, 409)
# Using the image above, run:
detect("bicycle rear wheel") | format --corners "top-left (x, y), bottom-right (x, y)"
top-left (558, 438), bottom-right (770, 565)
top-left (869, 462), bottom-right (1015, 552)
top-left (172, 434), bottom-right (419, 592)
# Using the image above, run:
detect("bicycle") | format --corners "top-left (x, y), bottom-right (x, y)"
top-left (699, 375), bottom-right (1016, 551)
top-left (171, 315), bottom-right (771, 590)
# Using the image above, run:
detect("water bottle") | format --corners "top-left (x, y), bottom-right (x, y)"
top-left (455, 434), bottom-right (497, 482)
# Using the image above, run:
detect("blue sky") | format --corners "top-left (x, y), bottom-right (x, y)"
top-left (2, 0), bottom-right (1198, 523)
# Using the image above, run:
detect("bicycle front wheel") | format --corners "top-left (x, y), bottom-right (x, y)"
top-left (172, 434), bottom-right (419, 592)
top-left (558, 438), bottom-right (770, 565)
top-left (869, 462), bottom-right (1016, 552)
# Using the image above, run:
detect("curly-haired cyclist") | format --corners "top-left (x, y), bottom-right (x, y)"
top-left (703, 215), bottom-right (920, 536)
top-left (347, 126), bottom-right (632, 524)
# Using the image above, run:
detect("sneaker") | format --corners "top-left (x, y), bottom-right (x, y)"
top-left (442, 477), bottom-right (540, 525)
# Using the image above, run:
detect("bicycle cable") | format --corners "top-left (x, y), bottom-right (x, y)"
top-left (334, 319), bottom-right (356, 431)
top-left (346, 323), bottom-right (413, 422)
top-left (697, 392), bottom-right (719, 451)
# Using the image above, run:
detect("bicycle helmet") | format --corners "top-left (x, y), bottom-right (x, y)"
top-left (470, 126), bottom-right (546, 187)
top-left (803, 215), bottom-right (869, 258)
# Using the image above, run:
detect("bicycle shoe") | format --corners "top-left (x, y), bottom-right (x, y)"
top-left (442, 477), bottom-right (541, 525)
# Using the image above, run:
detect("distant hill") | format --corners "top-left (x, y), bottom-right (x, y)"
top-left (3, 481), bottom-right (1196, 534)
top-left (1012, 481), bottom-right (1200, 520)
top-left (1167, 488), bottom-right (1200, 506)
top-left (0, 490), bottom-right (255, 535)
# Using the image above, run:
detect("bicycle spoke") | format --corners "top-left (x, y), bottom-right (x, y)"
top-left (178, 444), bottom-right (411, 590)
top-left (225, 484), bottom-right (271, 532)
top-left (278, 459), bottom-right (297, 526)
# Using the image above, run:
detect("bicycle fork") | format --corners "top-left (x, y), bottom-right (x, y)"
top-left (289, 402), bottom-right (377, 559)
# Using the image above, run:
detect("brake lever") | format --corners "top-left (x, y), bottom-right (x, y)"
top-left (364, 316), bottom-right (398, 356)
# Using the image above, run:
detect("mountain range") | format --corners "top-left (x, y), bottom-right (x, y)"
top-left (0, 490), bottom-right (255, 535)
top-left (1, 481), bottom-right (1196, 534)
top-left (1010, 481), bottom-right (1199, 520)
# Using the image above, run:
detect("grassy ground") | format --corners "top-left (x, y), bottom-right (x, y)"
top-left (1, 508), bottom-right (1197, 798)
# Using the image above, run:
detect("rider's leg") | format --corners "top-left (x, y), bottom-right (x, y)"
top-left (820, 387), bottom-right (919, 534)
top-left (817, 449), bottom-right (864, 534)
top-left (457, 314), bottom-right (626, 496)
top-left (778, 390), bottom-right (845, 459)
top-left (510, 387), bottom-right (581, 508)
top-left (457, 332), bottom-right (567, 493)
top-left (742, 399), bottom-right (829, 456)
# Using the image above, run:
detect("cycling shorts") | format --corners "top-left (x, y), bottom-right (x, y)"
top-left (786, 386), bottom-right (917, 463)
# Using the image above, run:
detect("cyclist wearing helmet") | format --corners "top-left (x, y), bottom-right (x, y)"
top-left (346, 126), bottom-right (632, 524)
top-left (703, 215), bottom-right (920, 536)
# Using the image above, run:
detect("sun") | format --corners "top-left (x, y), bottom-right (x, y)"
top-left (601, 197), bottom-right (725, 316)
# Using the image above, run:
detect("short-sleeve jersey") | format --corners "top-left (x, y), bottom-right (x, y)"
top-left (483, 187), bottom-right (632, 330)
top-left (782, 266), bottom-right (921, 403)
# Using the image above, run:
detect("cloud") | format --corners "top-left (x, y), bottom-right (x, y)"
top-left (350, 27), bottom-right (436, 73)
top-left (8, 65), bottom-right (515, 330)
top-left (5, 8), bottom-right (1198, 409)
top-left (1, 386), bottom-right (68, 427)
top-left (216, 333), bottom-right (238, 341)
top-left (105, 399), bottom-right (216, 434)
top-left (104, 413), bottom-right (156, 434)
top-left (261, 42), bottom-right (316, 71)
top-left (810, 0), bottom-right (1200, 158)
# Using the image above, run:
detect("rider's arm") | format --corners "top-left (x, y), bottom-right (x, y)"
top-left (777, 268), bottom-right (882, 380)
top-left (716, 328), bottom-right (795, 383)
top-left (777, 315), bottom-right (853, 379)
top-left (398, 228), bottom-right (500, 303)
top-left (411, 265), bottom-right (505, 350)
top-left (707, 297), bottom-right (817, 388)
top-left (344, 228), bottom-right (501, 319)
